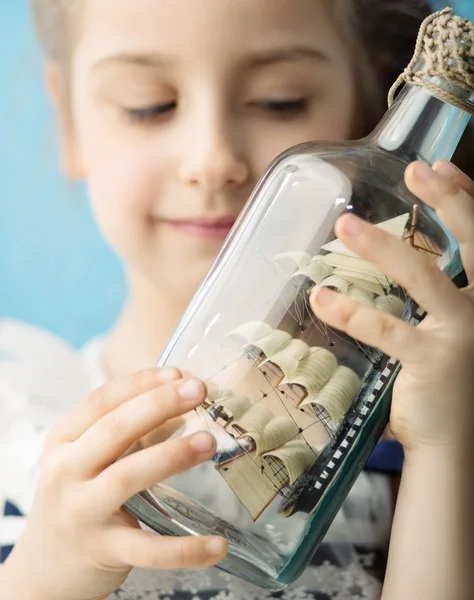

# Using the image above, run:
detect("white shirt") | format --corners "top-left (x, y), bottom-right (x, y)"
top-left (0, 318), bottom-right (391, 599)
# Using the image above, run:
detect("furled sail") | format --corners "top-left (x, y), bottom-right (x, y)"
top-left (263, 440), bottom-right (318, 485)
top-left (279, 347), bottom-right (338, 401)
top-left (291, 213), bottom-right (411, 309)
top-left (299, 366), bottom-right (361, 423)
top-left (211, 396), bottom-right (254, 424)
top-left (243, 329), bottom-right (293, 360)
top-left (259, 338), bottom-right (310, 379)
top-left (240, 416), bottom-right (300, 456)
top-left (374, 294), bottom-right (405, 318)
top-left (320, 213), bottom-right (410, 257)
top-left (293, 257), bottom-right (334, 286)
top-left (229, 403), bottom-right (273, 437)
top-left (228, 321), bottom-right (273, 346)
top-left (274, 251), bottom-right (312, 271)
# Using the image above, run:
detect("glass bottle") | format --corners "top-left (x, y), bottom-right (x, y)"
top-left (125, 13), bottom-right (473, 591)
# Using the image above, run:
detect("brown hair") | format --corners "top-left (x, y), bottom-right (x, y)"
top-left (31, 0), bottom-right (473, 176)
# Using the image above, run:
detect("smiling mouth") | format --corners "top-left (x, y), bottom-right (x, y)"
top-left (158, 216), bottom-right (238, 240)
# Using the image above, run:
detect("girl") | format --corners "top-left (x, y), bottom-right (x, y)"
top-left (1, 0), bottom-right (474, 598)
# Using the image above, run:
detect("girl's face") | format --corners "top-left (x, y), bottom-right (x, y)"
top-left (58, 0), bottom-right (356, 292)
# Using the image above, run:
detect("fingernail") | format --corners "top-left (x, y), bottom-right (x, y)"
top-left (158, 367), bottom-right (181, 382)
top-left (340, 214), bottom-right (364, 236)
top-left (415, 161), bottom-right (435, 180)
top-left (179, 378), bottom-right (205, 401)
top-left (190, 431), bottom-right (216, 453)
top-left (434, 160), bottom-right (459, 180)
top-left (206, 537), bottom-right (226, 556)
top-left (311, 286), bottom-right (336, 306)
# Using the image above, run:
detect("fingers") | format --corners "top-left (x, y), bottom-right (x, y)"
top-left (72, 378), bottom-right (207, 474)
top-left (433, 161), bottom-right (474, 197)
top-left (406, 161), bottom-right (474, 282)
top-left (95, 431), bottom-right (217, 511)
top-left (310, 286), bottom-right (422, 362)
top-left (51, 367), bottom-right (183, 444)
top-left (107, 527), bottom-right (228, 570)
top-left (332, 213), bottom-right (472, 322)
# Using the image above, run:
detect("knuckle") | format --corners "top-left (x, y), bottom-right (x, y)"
top-left (340, 299), bottom-right (360, 329)
top-left (165, 439), bottom-right (192, 469)
top-left (439, 176), bottom-right (461, 198)
top-left (139, 536), bottom-right (159, 569)
top-left (132, 368), bottom-right (158, 391)
top-left (175, 538), bottom-right (199, 569)
top-left (83, 385), bottom-right (107, 421)
top-left (41, 449), bottom-right (70, 488)
top-left (109, 467), bottom-right (135, 500)
top-left (376, 314), bottom-right (397, 341)
top-left (151, 384), bottom-right (180, 419)
top-left (43, 429), bottom-right (60, 453)
top-left (105, 406), bottom-right (123, 440)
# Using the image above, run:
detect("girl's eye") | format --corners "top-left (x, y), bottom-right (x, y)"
top-left (253, 99), bottom-right (308, 115)
top-left (125, 101), bottom-right (177, 122)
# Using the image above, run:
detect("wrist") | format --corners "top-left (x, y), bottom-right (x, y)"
top-left (0, 563), bottom-right (47, 600)
top-left (1, 546), bottom-right (56, 600)
top-left (403, 440), bottom-right (473, 466)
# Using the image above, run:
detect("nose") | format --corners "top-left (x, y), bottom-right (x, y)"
top-left (178, 114), bottom-right (250, 192)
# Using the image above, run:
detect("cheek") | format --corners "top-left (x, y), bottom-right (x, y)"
top-left (76, 108), bottom-right (168, 256)
top-left (249, 87), bottom-right (356, 178)
top-left (250, 112), bottom-right (354, 180)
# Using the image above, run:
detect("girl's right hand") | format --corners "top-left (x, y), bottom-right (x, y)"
top-left (2, 367), bottom-right (228, 600)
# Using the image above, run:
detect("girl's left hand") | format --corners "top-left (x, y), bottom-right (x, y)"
top-left (310, 160), bottom-right (474, 455)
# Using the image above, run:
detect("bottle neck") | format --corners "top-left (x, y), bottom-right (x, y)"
top-left (371, 84), bottom-right (472, 165)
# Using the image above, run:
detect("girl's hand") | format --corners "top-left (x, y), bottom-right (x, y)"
top-left (310, 160), bottom-right (474, 454)
top-left (3, 368), bottom-right (227, 600)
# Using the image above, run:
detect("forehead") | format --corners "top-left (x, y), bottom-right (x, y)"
top-left (76, 0), bottom-right (348, 71)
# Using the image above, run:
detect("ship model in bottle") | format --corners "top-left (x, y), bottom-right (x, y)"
top-left (125, 9), bottom-right (474, 591)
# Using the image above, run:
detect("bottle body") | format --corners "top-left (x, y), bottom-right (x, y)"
top-left (125, 112), bottom-right (462, 588)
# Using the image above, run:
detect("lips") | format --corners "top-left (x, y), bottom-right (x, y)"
top-left (159, 216), bottom-right (239, 240)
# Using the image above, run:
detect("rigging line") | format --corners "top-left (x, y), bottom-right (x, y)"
top-left (202, 352), bottom-right (249, 386)
top-left (279, 282), bottom-right (306, 327)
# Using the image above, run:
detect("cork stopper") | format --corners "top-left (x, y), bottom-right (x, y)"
top-left (388, 8), bottom-right (474, 114)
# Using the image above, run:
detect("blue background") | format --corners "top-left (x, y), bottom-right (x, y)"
top-left (1, 1), bottom-right (473, 348)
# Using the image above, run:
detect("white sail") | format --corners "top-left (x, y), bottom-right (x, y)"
top-left (301, 366), bottom-right (361, 423)
top-left (231, 403), bottom-right (273, 435)
top-left (241, 416), bottom-right (300, 456)
top-left (330, 268), bottom-right (389, 295)
top-left (321, 213), bottom-right (410, 257)
top-left (280, 347), bottom-right (338, 401)
top-left (321, 253), bottom-right (390, 283)
top-left (319, 275), bottom-right (351, 295)
top-left (346, 286), bottom-right (375, 306)
top-left (244, 329), bottom-right (293, 358)
top-left (260, 338), bottom-right (310, 379)
top-left (293, 258), bottom-right (334, 285)
top-left (215, 395), bottom-right (251, 422)
top-left (374, 294), bottom-right (405, 318)
top-left (206, 386), bottom-right (233, 403)
top-left (263, 440), bottom-right (318, 485)
top-left (274, 251), bottom-right (312, 270)
top-left (228, 321), bottom-right (273, 346)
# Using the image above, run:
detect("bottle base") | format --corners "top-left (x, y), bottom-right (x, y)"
top-left (125, 489), bottom-right (288, 592)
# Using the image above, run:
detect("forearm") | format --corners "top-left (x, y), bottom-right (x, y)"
top-left (0, 560), bottom-right (48, 600)
top-left (0, 544), bottom-right (108, 600)
top-left (381, 445), bottom-right (474, 600)
top-left (0, 560), bottom-right (109, 600)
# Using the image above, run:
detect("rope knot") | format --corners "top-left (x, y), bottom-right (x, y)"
top-left (388, 8), bottom-right (474, 114)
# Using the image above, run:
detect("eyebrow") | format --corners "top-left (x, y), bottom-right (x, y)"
top-left (242, 47), bottom-right (331, 69)
top-left (92, 53), bottom-right (173, 71)
top-left (92, 46), bottom-right (330, 72)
